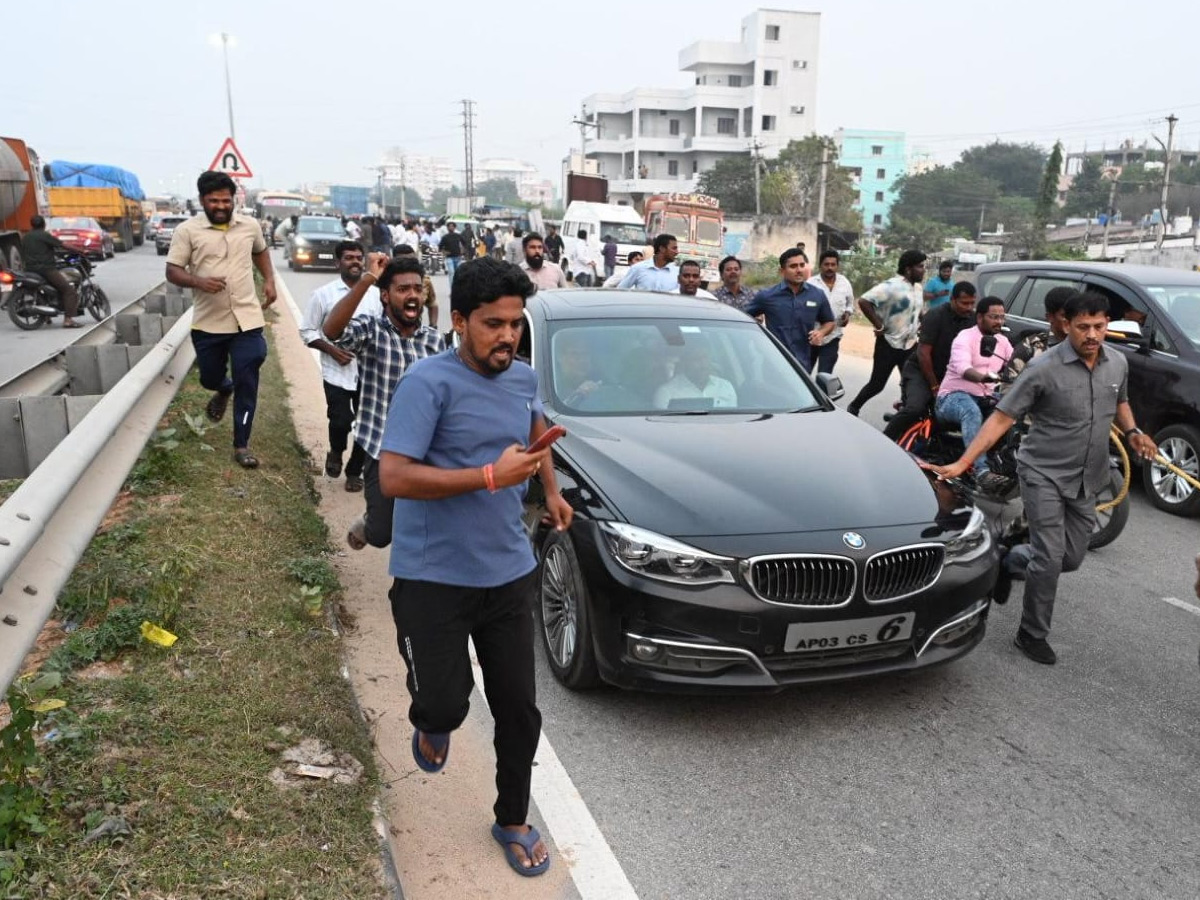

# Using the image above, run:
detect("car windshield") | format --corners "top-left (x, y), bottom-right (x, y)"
top-left (49, 217), bottom-right (97, 231)
top-left (162, 217), bottom-right (187, 227)
top-left (696, 217), bottom-right (722, 244)
top-left (601, 222), bottom-right (648, 245)
top-left (1145, 285), bottom-right (1200, 346)
top-left (298, 218), bottom-right (345, 235)
top-left (547, 318), bottom-right (822, 416)
top-left (663, 214), bottom-right (690, 237)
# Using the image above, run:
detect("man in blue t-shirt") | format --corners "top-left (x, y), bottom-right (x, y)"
top-left (378, 256), bottom-right (572, 877)
top-left (923, 260), bottom-right (955, 311)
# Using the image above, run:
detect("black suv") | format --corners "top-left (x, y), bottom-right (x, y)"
top-left (976, 261), bottom-right (1200, 517)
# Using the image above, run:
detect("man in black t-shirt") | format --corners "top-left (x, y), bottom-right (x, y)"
top-left (543, 224), bottom-right (564, 264)
top-left (883, 281), bottom-right (977, 441)
top-left (438, 222), bottom-right (465, 278)
top-left (20, 216), bottom-right (82, 327)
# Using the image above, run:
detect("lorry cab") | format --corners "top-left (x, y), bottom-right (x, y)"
top-left (562, 201), bottom-right (648, 278)
top-left (643, 193), bottom-right (724, 283)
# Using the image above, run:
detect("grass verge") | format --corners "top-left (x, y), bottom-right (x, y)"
top-left (1, 323), bottom-right (387, 898)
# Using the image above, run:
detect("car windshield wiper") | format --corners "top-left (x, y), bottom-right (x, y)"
top-left (656, 409), bottom-right (712, 416)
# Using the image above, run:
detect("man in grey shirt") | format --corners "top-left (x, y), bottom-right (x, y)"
top-left (928, 292), bottom-right (1158, 665)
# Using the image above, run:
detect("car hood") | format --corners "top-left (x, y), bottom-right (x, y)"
top-left (556, 411), bottom-right (942, 537)
top-left (295, 233), bottom-right (342, 243)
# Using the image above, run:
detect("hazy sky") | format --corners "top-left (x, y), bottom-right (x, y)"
top-left (8, 0), bottom-right (1198, 199)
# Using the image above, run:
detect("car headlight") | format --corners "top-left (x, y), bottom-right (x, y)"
top-left (943, 506), bottom-right (990, 564)
top-left (293, 238), bottom-right (310, 248)
top-left (598, 522), bottom-right (735, 585)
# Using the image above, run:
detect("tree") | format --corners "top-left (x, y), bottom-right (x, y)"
top-left (889, 166), bottom-right (1002, 234)
top-left (473, 178), bottom-right (521, 207)
top-left (762, 135), bottom-right (860, 230)
top-left (880, 215), bottom-right (960, 253)
top-left (958, 142), bottom-right (1048, 199)
top-left (428, 186), bottom-right (462, 215)
top-left (1063, 156), bottom-right (1109, 219)
top-left (1030, 141), bottom-right (1064, 257)
top-left (696, 154), bottom-right (759, 214)
top-left (382, 184), bottom-right (424, 213)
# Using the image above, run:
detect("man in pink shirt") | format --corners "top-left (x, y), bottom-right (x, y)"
top-left (935, 296), bottom-right (1012, 489)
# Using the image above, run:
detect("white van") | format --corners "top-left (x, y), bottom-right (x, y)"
top-left (561, 202), bottom-right (648, 281)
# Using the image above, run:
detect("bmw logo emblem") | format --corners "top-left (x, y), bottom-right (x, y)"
top-left (842, 532), bottom-right (866, 550)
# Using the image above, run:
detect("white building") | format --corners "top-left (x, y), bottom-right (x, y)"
top-left (477, 158), bottom-right (553, 205)
top-left (581, 9), bottom-right (820, 204)
top-left (380, 151), bottom-right (456, 203)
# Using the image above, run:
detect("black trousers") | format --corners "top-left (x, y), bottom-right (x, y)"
top-left (848, 334), bottom-right (912, 415)
top-left (361, 455), bottom-right (393, 548)
top-left (882, 356), bottom-right (935, 441)
top-left (322, 381), bottom-right (365, 478)
top-left (389, 571), bottom-right (542, 826)
top-left (191, 328), bottom-right (268, 448)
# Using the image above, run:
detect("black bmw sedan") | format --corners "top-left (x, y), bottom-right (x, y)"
top-left (521, 290), bottom-right (999, 692)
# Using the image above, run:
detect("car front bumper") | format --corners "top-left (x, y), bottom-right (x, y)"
top-left (568, 521), bottom-right (997, 693)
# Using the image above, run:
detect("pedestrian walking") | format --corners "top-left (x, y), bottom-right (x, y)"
top-left (322, 252), bottom-right (445, 549)
top-left (601, 234), bottom-right (618, 280)
top-left (744, 248), bottom-right (834, 371)
top-left (165, 171), bottom-right (276, 469)
top-left (298, 240), bottom-right (383, 492)
top-left (372, 217), bottom-right (393, 256)
top-left (928, 291), bottom-right (1159, 665)
top-left (845, 249), bottom-right (926, 417)
top-left (924, 260), bottom-right (955, 311)
top-left (711, 255), bottom-right (758, 309)
top-left (568, 230), bottom-right (598, 287)
top-left (393, 245), bottom-right (439, 327)
top-left (806, 250), bottom-right (856, 373)
top-left (617, 233), bottom-right (679, 291)
top-left (543, 224), bottom-right (564, 265)
top-left (345, 218), bottom-right (363, 242)
top-left (378, 255), bottom-right (571, 877)
top-left (20, 215), bottom-right (82, 328)
top-left (462, 223), bottom-right (477, 260)
top-left (483, 225), bottom-right (498, 258)
top-left (505, 227), bottom-right (525, 266)
top-left (439, 221), bottom-right (466, 278)
top-left (519, 232), bottom-right (567, 291)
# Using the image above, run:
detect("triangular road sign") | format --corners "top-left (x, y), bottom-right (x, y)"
top-left (208, 137), bottom-right (253, 178)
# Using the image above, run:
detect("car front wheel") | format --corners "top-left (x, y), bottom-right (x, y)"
top-left (537, 530), bottom-right (601, 689)
top-left (1144, 424), bottom-right (1200, 517)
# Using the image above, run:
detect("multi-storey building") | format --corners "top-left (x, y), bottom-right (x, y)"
top-left (836, 129), bottom-right (906, 232)
top-left (581, 9), bottom-right (820, 205)
top-left (476, 158), bottom-right (554, 204)
top-left (380, 152), bottom-right (456, 204)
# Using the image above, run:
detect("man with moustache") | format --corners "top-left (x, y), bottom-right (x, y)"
top-left (166, 170), bottom-right (277, 469)
top-left (299, 240), bottom-right (383, 492)
top-left (712, 255), bottom-right (758, 309)
top-left (928, 292), bottom-right (1159, 666)
top-left (379, 256), bottom-right (571, 877)
top-left (323, 252), bottom-right (445, 550)
top-left (807, 250), bottom-right (856, 373)
top-left (519, 232), bottom-right (567, 291)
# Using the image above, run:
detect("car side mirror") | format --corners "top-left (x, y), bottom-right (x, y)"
top-left (816, 372), bottom-right (845, 401)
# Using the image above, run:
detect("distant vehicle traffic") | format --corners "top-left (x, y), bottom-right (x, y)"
top-left (978, 261), bottom-right (1200, 517)
top-left (286, 215), bottom-right (347, 271)
top-left (47, 216), bottom-right (113, 260)
top-left (644, 193), bottom-right (724, 282)
top-left (561, 202), bottom-right (648, 279)
top-left (521, 288), bottom-right (997, 692)
top-left (0, 136), bottom-right (48, 271)
top-left (154, 215), bottom-right (191, 256)
top-left (255, 191), bottom-right (308, 221)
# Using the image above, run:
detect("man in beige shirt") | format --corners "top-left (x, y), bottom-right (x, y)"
top-left (166, 171), bottom-right (277, 468)
top-left (518, 232), bottom-right (567, 292)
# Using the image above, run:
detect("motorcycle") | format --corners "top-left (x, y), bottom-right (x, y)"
top-left (896, 336), bottom-right (1130, 552)
top-left (5, 252), bottom-right (111, 330)
top-left (420, 242), bottom-right (445, 275)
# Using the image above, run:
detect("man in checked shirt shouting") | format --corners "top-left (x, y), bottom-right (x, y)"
top-left (323, 251), bottom-right (445, 549)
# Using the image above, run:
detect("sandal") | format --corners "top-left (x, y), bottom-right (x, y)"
top-left (344, 475), bottom-right (364, 493)
top-left (233, 449), bottom-right (259, 469)
top-left (490, 823), bottom-right (550, 877)
top-left (346, 515), bottom-right (367, 550)
top-left (62, 319), bottom-right (84, 329)
top-left (411, 730), bottom-right (450, 773)
top-left (206, 391), bottom-right (231, 422)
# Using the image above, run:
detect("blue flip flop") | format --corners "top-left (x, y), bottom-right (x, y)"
top-left (411, 730), bottom-right (450, 773)
top-left (491, 823), bottom-right (551, 877)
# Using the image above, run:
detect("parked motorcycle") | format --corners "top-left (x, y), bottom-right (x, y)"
top-left (5, 252), bottom-right (111, 330)
top-left (896, 336), bottom-right (1130, 551)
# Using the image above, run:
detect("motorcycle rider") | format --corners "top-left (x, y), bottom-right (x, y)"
top-left (20, 215), bottom-right (82, 328)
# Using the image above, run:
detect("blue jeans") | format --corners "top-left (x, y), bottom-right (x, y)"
top-left (445, 255), bottom-right (461, 278)
top-left (191, 328), bottom-right (268, 449)
top-left (935, 391), bottom-right (990, 475)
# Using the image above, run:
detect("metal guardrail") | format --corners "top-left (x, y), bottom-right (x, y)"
top-left (0, 307), bottom-right (194, 694)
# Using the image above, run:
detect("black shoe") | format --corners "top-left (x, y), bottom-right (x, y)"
top-left (990, 567), bottom-right (1013, 606)
top-left (1014, 629), bottom-right (1056, 665)
top-left (977, 471), bottom-right (1014, 498)
top-left (324, 451), bottom-right (342, 478)
top-left (205, 390), bottom-right (232, 423)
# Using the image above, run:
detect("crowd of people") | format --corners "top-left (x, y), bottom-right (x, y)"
top-left (166, 169), bottom-right (1171, 879)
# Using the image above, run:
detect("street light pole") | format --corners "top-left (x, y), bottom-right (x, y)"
top-left (219, 32), bottom-right (236, 140)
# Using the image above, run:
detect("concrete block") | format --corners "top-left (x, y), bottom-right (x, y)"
top-left (0, 399), bottom-right (27, 479)
top-left (143, 293), bottom-right (166, 314)
top-left (127, 345), bottom-right (152, 367)
top-left (137, 315), bottom-right (164, 345)
top-left (20, 397), bottom-right (69, 471)
top-left (65, 396), bottom-right (101, 430)
top-left (114, 314), bottom-right (141, 345)
top-left (162, 315), bottom-right (180, 333)
top-left (66, 346), bottom-right (102, 396)
top-left (97, 345), bottom-right (132, 392)
top-left (164, 295), bottom-right (186, 316)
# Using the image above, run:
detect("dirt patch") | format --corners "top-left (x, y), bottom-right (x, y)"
top-left (840, 321), bottom-right (876, 360)
top-left (21, 618), bottom-right (70, 671)
top-left (96, 490), bottom-right (137, 533)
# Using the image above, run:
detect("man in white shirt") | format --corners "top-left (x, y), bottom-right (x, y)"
top-left (345, 218), bottom-right (363, 242)
top-left (806, 249), bottom-right (856, 373)
top-left (568, 229), bottom-right (598, 286)
top-left (669, 259), bottom-right (718, 300)
top-left (298, 240), bottom-right (383, 491)
top-left (505, 227), bottom-right (525, 266)
top-left (654, 343), bottom-right (738, 409)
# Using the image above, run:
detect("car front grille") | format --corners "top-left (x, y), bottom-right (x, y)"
top-left (747, 556), bottom-right (856, 607)
top-left (863, 545), bottom-right (944, 602)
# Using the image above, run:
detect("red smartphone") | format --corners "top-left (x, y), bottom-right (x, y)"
top-left (525, 425), bottom-right (567, 454)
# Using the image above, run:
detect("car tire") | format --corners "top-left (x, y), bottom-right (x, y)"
top-left (1143, 423), bottom-right (1200, 517)
top-left (536, 530), bottom-right (601, 690)
top-left (1089, 466), bottom-right (1129, 549)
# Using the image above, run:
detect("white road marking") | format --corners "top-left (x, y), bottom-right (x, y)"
top-left (1161, 596), bottom-right (1200, 618)
top-left (468, 642), bottom-right (639, 900)
top-left (275, 274), bottom-right (322, 372)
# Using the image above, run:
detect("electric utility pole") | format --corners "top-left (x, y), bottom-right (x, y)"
top-left (461, 99), bottom-right (476, 202)
top-left (749, 139), bottom-right (766, 216)
top-left (1101, 175), bottom-right (1120, 259)
top-left (816, 142), bottom-right (829, 223)
top-left (1156, 114), bottom-right (1178, 250)
top-left (570, 109), bottom-right (599, 167)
